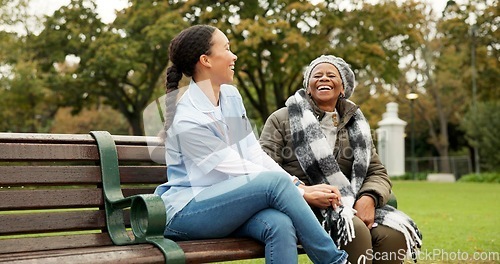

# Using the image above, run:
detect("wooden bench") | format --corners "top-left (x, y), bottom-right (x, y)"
top-left (0, 131), bottom-right (267, 263)
top-left (0, 131), bottom-right (397, 263)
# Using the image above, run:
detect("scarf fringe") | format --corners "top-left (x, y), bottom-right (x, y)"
top-left (375, 207), bottom-right (423, 262)
top-left (323, 207), bottom-right (357, 247)
top-left (326, 209), bottom-right (422, 262)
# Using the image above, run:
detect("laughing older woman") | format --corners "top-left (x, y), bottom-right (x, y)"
top-left (259, 55), bottom-right (422, 264)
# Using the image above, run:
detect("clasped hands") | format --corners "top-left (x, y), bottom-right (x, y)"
top-left (302, 184), bottom-right (376, 229)
top-left (302, 184), bottom-right (342, 209)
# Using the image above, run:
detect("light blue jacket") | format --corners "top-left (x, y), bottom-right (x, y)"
top-left (154, 81), bottom-right (257, 223)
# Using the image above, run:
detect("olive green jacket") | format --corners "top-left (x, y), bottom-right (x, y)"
top-left (259, 98), bottom-right (392, 207)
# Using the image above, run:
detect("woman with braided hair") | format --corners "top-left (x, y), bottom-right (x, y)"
top-left (154, 25), bottom-right (348, 264)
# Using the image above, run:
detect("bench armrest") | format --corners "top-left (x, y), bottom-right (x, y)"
top-left (90, 131), bottom-right (184, 263)
top-left (387, 192), bottom-right (398, 208)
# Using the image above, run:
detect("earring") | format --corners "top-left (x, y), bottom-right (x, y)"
top-left (339, 93), bottom-right (345, 100)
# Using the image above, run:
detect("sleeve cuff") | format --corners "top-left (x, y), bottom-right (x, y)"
top-left (359, 192), bottom-right (379, 208)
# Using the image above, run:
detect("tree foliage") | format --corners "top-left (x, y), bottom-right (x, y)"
top-left (0, 60), bottom-right (57, 132)
top-left (177, 0), bottom-right (429, 128)
top-left (51, 106), bottom-right (129, 135)
top-left (0, 0), bottom-right (58, 132)
top-left (323, 0), bottom-right (427, 127)
top-left (0, 0), bottom-right (498, 171)
top-left (180, 0), bottom-right (332, 123)
top-left (461, 101), bottom-right (500, 172)
top-left (30, 0), bottom-right (187, 135)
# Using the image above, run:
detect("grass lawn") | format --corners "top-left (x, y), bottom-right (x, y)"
top-left (222, 181), bottom-right (500, 264)
top-left (393, 181), bottom-right (500, 263)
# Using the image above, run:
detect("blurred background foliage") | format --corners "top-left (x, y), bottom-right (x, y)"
top-left (0, 0), bottom-right (498, 171)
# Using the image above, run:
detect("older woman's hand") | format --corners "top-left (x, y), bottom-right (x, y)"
top-left (302, 184), bottom-right (342, 209)
top-left (354, 195), bottom-right (376, 229)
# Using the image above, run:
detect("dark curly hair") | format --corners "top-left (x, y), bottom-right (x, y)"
top-left (166, 25), bottom-right (216, 88)
top-left (163, 25), bottom-right (216, 134)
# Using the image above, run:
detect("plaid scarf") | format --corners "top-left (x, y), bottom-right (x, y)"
top-left (286, 89), bottom-right (422, 261)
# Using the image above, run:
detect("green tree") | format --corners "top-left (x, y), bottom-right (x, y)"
top-left (182, 0), bottom-right (332, 124)
top-left (51, 106), bottom-right (129, 135)
top-left (461, 101), bottom-right (500, 172)
top-left (180, 0), bottom-right (426, 128)
top-left (420, 0), bottom-right (499, 172)
top-left (2, 0), bottom-right (497, 173)
top-left (372, 0), bottom-right (499, 172)
top-left (0, 0), bottom-right (58, 133)
top-left (323, 0), bottom-right (426, 127)
top-left (78, 0), bottom-right (187, 135)
top-left (32, 0), bottom-right (187, 135)
top-left (475, 1), bottom-right (500, 101)
top-left (0, 60), bottom-right (58, 132)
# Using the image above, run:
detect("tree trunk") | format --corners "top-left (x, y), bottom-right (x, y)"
top-left (422, 46), bottom-right (451, 173)
top-left (127, 113), bottom-right (144, 136)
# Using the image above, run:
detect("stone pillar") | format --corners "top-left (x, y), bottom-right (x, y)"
top-left (376, 102), bottom-right (407, 177)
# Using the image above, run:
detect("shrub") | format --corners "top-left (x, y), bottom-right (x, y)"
top-left (458, 172), bottom-right (500, 183)
top-left (390, 172), bottom-right (427, 181)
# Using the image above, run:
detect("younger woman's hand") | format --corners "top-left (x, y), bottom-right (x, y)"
top-left (302, 184), bottom-right (342, 209)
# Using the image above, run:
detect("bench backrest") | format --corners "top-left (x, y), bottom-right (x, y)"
top-left (0, 133), bottom-right (166, 254)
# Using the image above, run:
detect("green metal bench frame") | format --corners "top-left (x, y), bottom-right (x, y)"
top-left (388, 193), bottom-right (397, 208)
top-left (90, 131), bottom-right (185, 263)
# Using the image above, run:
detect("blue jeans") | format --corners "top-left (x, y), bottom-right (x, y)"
top-left (164, 171), bottom-right (347, 264)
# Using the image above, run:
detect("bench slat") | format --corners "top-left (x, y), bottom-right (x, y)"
top-left (0, 166), bottom-right (165, 185)
top-left (0, 133), bottom-right (93, 144)
top-left (0, 143), bottom-right (98, 161)
top-left (0, 233), bottom-right (114, 255)
top-left (0, 189), bottom-right (103, 209)
top-left (0, 210), bottom-right (106, 234)
top-left (0, 188), bottom-right (155, 210)
top-left (0, 236), bottom-right (265, 263)
top-left (0, 143), bottom-right (164, 162)
top-left (0, 244), bottom-right (163, 264)
top-left (0, 133), bottom-right (163, 146)
top-left (118, 166), bottom-right (166, 183)
top-left (116, 145), bottom-right (164, 162)
top-left (0, 166), bottom-right (101, 185)
top-left (179, 237), bottom-right (265, 263)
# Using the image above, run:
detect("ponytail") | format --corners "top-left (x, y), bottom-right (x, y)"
top-left (163, 64), bottom-right (182, 136)
top-left (165, 64), bottom-right (183, 92)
